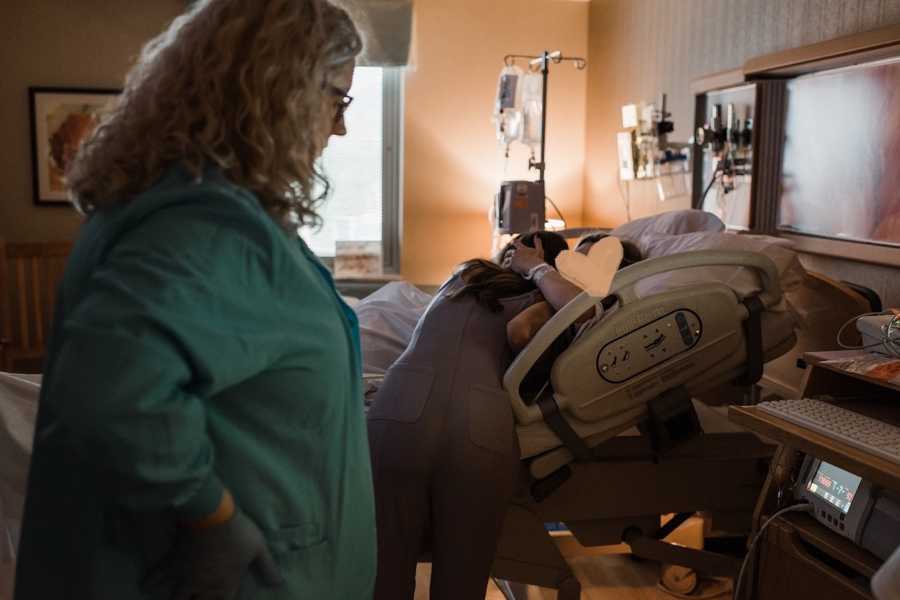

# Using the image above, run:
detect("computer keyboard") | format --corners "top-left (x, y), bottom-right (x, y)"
top-left (756, 398), bottom-right (900, 466)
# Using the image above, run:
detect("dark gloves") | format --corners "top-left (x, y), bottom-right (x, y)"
top-left (144, 504), bottom-right (284, 600)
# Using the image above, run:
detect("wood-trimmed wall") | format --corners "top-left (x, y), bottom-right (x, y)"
top-left (586, 0), bottom-right (900, 307)
top-left (585, 0), bottom-right (900, 227)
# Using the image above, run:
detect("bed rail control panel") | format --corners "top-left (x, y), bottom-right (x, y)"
top-left (596, 309), bottom-right (702, 383)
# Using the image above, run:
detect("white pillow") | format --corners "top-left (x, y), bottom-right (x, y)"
top-left (610, 209), bottom-right (725, 242)
top-left (632, 232), bottom-right (806, 308)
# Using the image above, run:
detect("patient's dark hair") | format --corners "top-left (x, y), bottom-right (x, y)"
top-left (453, 230), bottom-right (568, 312)
top-left (497, 231), bottom-right (568, 268)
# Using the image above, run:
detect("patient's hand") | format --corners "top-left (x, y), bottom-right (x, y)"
top-left (508, 237), bottom-right (545, 275)
top-left (507, 301), bottom-right (554, 353)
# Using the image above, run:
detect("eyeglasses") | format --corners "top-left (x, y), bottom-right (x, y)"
top-left (329, 85), bottom-right (353, 124)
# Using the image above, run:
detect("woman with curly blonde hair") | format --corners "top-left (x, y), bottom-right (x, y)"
top-left (15, 1), bottom-right (376, 599)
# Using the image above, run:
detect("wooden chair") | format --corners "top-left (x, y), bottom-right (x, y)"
top-left (0, 240), bottom-right (73, 373)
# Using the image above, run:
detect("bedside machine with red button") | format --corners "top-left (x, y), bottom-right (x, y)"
top-left (796, 455), bottom-right (900, 561)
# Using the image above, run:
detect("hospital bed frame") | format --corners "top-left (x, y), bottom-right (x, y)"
top-left (492, 251), bottom-right (788, 598)
top-left (492, 430), bottom-right (772, 599)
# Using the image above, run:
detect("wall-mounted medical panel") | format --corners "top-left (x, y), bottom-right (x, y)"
top-left (692, 83), bottom-right (756, 231)
top-left (691, 69), bottom-right (788, 235)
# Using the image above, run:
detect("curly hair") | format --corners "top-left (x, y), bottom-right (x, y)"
top-left (67, 0), bottom-right (363, 228)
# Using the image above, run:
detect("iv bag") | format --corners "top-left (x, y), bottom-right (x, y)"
top-left (521, 71), bottom-right (544, 149)
top-left (493, 65), bottom-right (524, 149)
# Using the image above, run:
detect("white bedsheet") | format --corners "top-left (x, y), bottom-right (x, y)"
top-left (355, 281), bottom-right (433, 375)
top-left (0, 372), bottom-right (40, 597)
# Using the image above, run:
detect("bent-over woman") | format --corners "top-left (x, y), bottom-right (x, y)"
top-left (367, 232), bottom-right (570, 599)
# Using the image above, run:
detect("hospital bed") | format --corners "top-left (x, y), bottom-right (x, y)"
top-left (362, 229), bottom-right (876, 597)
top-left (492, 249), bottom-right (792, 598)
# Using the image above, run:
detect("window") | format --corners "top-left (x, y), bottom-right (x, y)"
top-left (301, 66), bottom-right (403, 274)
top-left (779, 57), bottom-right (900, 248)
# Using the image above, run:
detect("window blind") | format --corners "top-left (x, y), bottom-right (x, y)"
top-left (342, 0), bottom-right (413, 67)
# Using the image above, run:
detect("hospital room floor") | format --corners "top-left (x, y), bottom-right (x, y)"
top-left (415, 554), bottom-right (731, 599)
top-left (414, 517), bottom-right (733, 599)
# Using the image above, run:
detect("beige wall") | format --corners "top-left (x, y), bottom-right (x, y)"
top-left (0, 0), bottom-right (182, 243)
top-left (584, 0), bottom-right (900, 228)
top-left (584, 0), bottom-right (900, 306)
top-left (402, 0), bottom-right (589, 285)
top-left (1, 0), bottom-right (589, 286)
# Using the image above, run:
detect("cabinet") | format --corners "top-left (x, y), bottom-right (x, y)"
top-left (730, 351), bottom-right (900, 599)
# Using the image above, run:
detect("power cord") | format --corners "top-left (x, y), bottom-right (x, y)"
top-left (733, 503), bottom-right (814, 600)
top-left (617, 179), bottom-right (632, 222)
top-left (545, 195), bottom-right (567, 228)
top-left (836, 312), bottom-right (900, 357)
top-left (700, 167), bottom-right (722, 205)
top-left (3, 522), bottom-right (15, 562)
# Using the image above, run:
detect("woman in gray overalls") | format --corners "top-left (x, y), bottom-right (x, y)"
top-left (367, 233), bottom-right (570, 600)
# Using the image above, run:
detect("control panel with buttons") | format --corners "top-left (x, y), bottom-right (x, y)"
top-left (596, 309), bottom-right (702, 383)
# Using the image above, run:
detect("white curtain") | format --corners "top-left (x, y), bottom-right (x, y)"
top-left (342, 0), bottom-right (413, 67)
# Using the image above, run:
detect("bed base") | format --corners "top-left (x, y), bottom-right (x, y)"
top-left (491, 431), bottom-right (773, 599)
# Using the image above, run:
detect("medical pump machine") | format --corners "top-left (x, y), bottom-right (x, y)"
top-left (491, 51), bottom-right (586, 235)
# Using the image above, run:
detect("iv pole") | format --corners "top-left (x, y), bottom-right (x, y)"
top-left (503, 50), bottom-right (587, 185)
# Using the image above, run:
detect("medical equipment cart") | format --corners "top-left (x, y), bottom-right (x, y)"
top-left (729, 350), bottom-right (900, 600)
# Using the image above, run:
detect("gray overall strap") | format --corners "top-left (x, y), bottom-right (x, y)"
top-left (735, 294), bottom-right (764, 386)
top-left (536, 396), bottom-right (593, 462)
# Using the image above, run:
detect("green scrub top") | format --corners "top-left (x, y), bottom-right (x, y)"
top-left (14, 167), bottom-right (376, 599)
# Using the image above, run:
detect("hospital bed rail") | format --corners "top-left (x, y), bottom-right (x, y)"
top-left (504, 249), bottom-right (783, 426)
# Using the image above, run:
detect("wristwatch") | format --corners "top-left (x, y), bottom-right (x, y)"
top-left (525, 262), bottom-right (554, 283)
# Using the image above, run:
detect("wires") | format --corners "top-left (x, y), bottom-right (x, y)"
top-left (3, 521), bottom-right (15, 562)
top-left (617, 179), bottom-right (632, 222)
top-left (700, 166), bottom-right (722, 205)
top-left (733, 504), bottom-right (814, 600)
top-left (836, 312), bottom-right (900, 357)
top-left (545, 195), bottom-right (566, 228)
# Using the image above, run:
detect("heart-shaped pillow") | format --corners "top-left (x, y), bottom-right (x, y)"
top-left (556, 236), bottom-right (623, 298)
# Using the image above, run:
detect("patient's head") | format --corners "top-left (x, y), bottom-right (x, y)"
top-left (450, 259), bottom-right (537, 312)
top-left (497, 230), bottom-right (568, 268)
top-left (575, 233), bottom-right (642, 269)
top-left (454, 230), bottom-right (567, 312)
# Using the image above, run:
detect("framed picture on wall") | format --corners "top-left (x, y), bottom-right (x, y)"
top-left (29, 87), bottom-right (120, 206)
